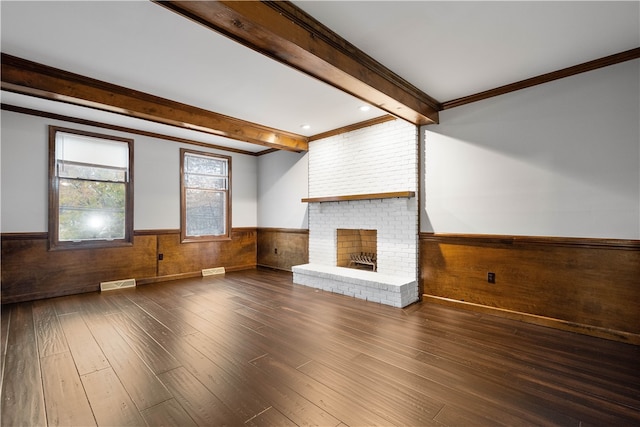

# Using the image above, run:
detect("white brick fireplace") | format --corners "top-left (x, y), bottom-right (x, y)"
top-left (293, 118), bottom-right (419, 307)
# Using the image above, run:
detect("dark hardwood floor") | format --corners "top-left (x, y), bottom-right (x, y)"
top-left (2, 268), bottom-right (639, 426)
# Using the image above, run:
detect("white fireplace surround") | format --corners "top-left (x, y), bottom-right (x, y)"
top-left (293, 118), bottom-right (419, 308)
top-left (293, 196), bottom-right (419, 307)
top-left (307, 197), bottom-right (418, 277)
top-left (292, 263), bottom-right (418, 308)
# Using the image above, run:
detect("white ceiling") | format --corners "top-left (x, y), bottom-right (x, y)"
top-left (1, 1), bottom-right (638, 153)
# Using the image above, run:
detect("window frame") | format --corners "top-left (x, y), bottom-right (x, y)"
top-left (180, 148), bottom-right (232, 243)
top-left (48, 126), bottom-right (134, 251)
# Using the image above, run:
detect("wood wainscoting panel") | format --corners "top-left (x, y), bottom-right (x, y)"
top-left (156, 228), bottom-right (256, 278)
top-left (420, 233), bottom-right (640, 343)
top-left (1, 228), bottom-right (257, 303)
top-left (1, 234), bottom-right (157, 304)
top-left (257, 228), bottom-right (309, 271)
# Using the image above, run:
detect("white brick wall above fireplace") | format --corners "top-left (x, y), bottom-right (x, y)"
top-left (309, 119), bottom-right (418, 197)
top-left (294, 118), bottom-right (420, 307)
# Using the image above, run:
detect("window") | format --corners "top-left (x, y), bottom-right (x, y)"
top-left (180, 149), bottom-right (231, 242)
top-left (48, 126), bottom-right (133, 250)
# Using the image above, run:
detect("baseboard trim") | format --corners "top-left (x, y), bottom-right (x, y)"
top-left (136, 264), bottom-right (257, 286)
top-left (423, 294), bottom-right (640, 345)
top-left (224, 264), bottom-right (257, 272)
top-left (136, 272), bottom-right (201, 285)
top-left (1, 284), bottom-right (99, 304)
top-left (256, 263), bottom-right (293, 272)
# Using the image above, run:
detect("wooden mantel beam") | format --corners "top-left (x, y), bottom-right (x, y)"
top-left (155, 0), bottom-right (440, 126)
top-left (0, 53), bottom-right (308, 152)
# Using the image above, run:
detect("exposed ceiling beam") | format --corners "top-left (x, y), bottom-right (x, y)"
top-left (0, 53), bottom-right (308, 152)
top-left (155, 0), bottom-right (440, 125)
top-left (1, 104), bottom-right (263, 156)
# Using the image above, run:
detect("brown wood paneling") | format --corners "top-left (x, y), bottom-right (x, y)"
top-left (1, 235), bottom-right (157, 304)
top-left (420, 233), bottom-right (640, 343)
top-left (157, 228), bottom-right (256, 277)
top-left (257, 228), bottom-right (309, 271)
top-left (1, 228), bottom-right (257, 303)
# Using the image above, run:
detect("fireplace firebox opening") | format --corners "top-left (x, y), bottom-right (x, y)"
top-left (336, 229), bottom-right (377, 271)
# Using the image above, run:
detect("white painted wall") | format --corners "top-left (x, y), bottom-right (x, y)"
top-left (422, 60), bottom-right (640, 239)
top-left (0, 110), bottom-right (257, 232)
top-left (4, 60), bottom-right (637, 241)
top-left (0, 112), bottom-right (49, 232)
top-left (257, 150), bottom-right (308, 228)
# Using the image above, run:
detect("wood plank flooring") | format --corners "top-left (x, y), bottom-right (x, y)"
top-left (1, 268), bottom-right (639, 426)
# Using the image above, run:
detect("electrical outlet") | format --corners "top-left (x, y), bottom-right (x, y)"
top-left (158, 253), bottom-right (164, 261)
top-left (487, 272), bottom-right (496, 284)
top-left (274, 248), bottom-right (278, 254)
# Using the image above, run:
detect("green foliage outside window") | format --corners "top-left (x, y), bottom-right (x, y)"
top-left (181, 149), bottom-right (230, 241)
top-left (58, 178), bottom-right (126, 241)
top-left (49, 126), bottom-right (133, 249)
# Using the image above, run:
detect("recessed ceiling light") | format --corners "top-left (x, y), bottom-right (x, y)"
top-left (359, 105), bottom-right (371, 112)
top-left (300, 124), bottom-right (311, 130)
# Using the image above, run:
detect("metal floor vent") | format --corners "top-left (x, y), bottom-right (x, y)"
top-left (202, 267), bottom-right (225, 276)
top-left (100, 278), bottom-right (136, 292)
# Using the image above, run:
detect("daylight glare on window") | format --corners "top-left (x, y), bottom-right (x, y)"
top-left (49, 127), bottom-right (133, 249)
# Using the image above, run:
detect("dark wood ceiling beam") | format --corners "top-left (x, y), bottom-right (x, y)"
top-left (441, 47), bottom-right (640, 110)
top-left (1, 104), bottom-right (263, 156)
top-left (155, 0), bottom-right (439, 125)
top-left (0, 53), bottom-right (308, 152)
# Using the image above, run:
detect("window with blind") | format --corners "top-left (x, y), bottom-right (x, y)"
top-left (180, 149), bottom-right (231, 242)
top-left (48, 126), bottom-right (133, 250)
